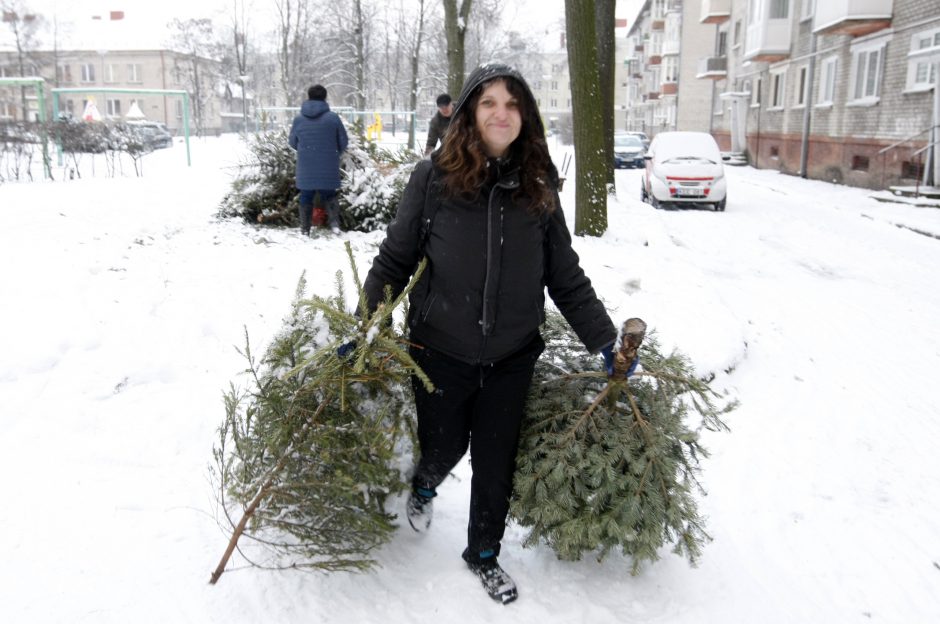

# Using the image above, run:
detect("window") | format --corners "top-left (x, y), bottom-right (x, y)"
top-left (770, 0), bottom-right (789, 20)
top-left (901, 160), bottom-right (925, 179)
top-left (175, 99), bottom-right (183, 119)
top-left (795, 66), bottom-right (808, 107)
top-left (751, 76), bottom-right (762, 106)
top-left (817, 56), bottom-right (837, 106)
top-left (56, 64), bottom-right (72, 82)
top-left (770, 69), bottom-right (786, 108)
top-left (663, 56), bottom-right (679, 82)
top-left (770, 146), bottom-right (780, 159)
top-left (733, 20), bottom-right (742, 47)
top-left (104, 63), bottom-right (118, 83)
top-left (65, 100), bottom-right (74, 115)
top-left (81, 63), bottom-right (95, 82)
top-left (107, 98), bottom-right (121, 116)
top-left (127, 63), bottom-right (141, 83)
top-left (849, 37), bottom-right (887, 103)
top-left (748, 0), bottom-right (758, 25)
top-left (0, 101), bottom-right (12, 119)
top-left (906, 28), bottom-right (940, 92)
top-left (801, 0), bottom-right (815, 22)
top-left (717, 30), bottom-right (728, 57)
top-left (851, 155), bottom-right (870, 171)
top-left (551, 80), bottom-right (558, 90)
top-left (550, 98), bottom-right (557, 108)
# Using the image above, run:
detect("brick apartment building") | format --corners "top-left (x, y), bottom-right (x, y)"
top-left (624, 0), bottom-right (939, 190)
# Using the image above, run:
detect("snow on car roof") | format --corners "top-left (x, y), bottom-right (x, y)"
top-left (651, 132), bottom-right (721, 162)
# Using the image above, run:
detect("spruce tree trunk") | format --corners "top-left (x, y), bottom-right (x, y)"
top-left (443, 0), bottom-right (473, 97)
top-left (595, 0), bottom-right (616, 192)
top-left (565, 0), bottom-right (608, 236)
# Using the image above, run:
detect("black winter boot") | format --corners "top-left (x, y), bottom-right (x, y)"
top-left (462, 547), bottom-right (518, 605)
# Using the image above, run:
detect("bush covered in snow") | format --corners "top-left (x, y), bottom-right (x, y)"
top-left (217, 129), bottom-right (420, 232)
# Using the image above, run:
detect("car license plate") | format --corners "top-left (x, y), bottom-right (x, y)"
top-left (676, 187), bottom-right (701, 196)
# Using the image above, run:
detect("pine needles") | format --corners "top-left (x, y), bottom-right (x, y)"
top-left (511, 310), bottom-right (735, 574)
top-left (209, 243), bottom-right (428, 583)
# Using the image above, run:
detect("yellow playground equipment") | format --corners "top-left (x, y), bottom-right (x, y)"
top-left (366, 113), bottom-right (383, 140)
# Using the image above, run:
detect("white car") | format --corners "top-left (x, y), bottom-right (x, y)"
top-left (641, 131), bottom-right (727, 211)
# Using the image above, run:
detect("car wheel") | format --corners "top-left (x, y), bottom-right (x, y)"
top-left (640, 183), bottom-right (648, 203)
top-left (650, 194), bottom-right (662, 210)
top-left (715, 198), bottom-right (726, 212)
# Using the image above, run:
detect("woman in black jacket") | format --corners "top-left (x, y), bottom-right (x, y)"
top-left (362, 64), bottom-right (618, 604)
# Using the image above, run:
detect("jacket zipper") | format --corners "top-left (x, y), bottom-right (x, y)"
top-left (476, 183), bottom-right (500, 363)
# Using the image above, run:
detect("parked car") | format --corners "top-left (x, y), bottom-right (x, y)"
top-left (127, 121), bottom-right (173, 149)
top-left (614, 133), bottom-right (646, 169)
top-left (624, 131), bottom-right (650, 149)
top-left (641, 131), bottom-right (727, 211)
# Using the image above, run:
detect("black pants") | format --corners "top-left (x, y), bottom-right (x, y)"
top-left (409, 334), bottom-right (544, 557)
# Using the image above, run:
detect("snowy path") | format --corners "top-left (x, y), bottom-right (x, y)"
top-left (1, 137), bottom-right (938, 623)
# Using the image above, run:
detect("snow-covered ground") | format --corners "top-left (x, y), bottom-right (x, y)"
top-left (1, 135), bottom-right (939, 623)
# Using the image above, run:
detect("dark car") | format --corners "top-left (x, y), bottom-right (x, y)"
top-left (614, 133), bottom-right (645, 169)
top-left (128, 121), bottom-right (173, 149)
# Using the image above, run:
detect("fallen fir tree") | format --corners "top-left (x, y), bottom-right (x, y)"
top-left (209, 243), bottom-right (429, 584)
top-left (511, 312), bottom-right (735, 574)
top-left (209, 247), bottom-right (735, 583)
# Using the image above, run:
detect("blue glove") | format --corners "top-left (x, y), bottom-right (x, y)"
top-left (337, 340), bottom-right (357, 358)
top-left (601, 344), bottom-right (638, 377)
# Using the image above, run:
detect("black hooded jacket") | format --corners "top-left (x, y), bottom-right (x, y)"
top-left (363, 64), bottom-right (616, 365)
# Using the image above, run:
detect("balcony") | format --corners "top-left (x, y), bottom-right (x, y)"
top-left (649, 55), bottom-right (662, 65)
top-left (652, 19), bottom-right (665, 31)
top-left (744, 12), bottom-right (792, 62)
top-left (813, 0), bottom-right (893, 37)
top-left (700, 0), bottom-right (731, 24)
top-left (646, 92), bottom-right (661, 101)
top-left (661, 82), bottom-right (678, 96)
top-left (696, 56), bottom-right (728, 79)
top-left (662, 38), bottom-right (680, 56)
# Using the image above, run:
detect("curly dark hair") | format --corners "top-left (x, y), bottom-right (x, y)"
top-left (436, 77), bottom-right (557, 215)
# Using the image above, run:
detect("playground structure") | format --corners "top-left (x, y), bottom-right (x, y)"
top-left (0, 77), bottom-right (52, 179)
top-left (257, 106), bottom-right (418, 148)
top-left (52, 87), bottom-right (193, 166)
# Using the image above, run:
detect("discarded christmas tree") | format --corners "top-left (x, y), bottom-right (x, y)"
top-left (209, 243), bottom-right (430, 584)
top-left (511, 311), bottom-right (734, 574)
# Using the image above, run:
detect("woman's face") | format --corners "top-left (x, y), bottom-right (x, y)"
top-left (474, 79), bottom-right (522, 158)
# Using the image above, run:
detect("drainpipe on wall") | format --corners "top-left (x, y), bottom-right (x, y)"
top-left (799, 34), bottom-right (817, 178)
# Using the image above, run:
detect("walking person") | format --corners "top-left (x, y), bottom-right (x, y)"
top-left (424, 93), bottom-right (453, 155)
top-left (362, 64), bottom-right (626, 604)
top-left (289, 84), bottom-right (349, 235)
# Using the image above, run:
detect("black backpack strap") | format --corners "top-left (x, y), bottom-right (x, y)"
top-left (418, 165), bottom-right (440, 257)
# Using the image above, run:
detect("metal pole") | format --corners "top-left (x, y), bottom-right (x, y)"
top-left (799, 34), bottom-right (817, 179)
top-left (930, 60), bottom-right (940, 187)
top-left (37, 81), bottom-right (51, 179)
top-left (183, 91), bottom-right (192, 167)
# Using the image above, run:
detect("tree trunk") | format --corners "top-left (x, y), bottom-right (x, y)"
top-left (565, 0), bottom-right (608, 236)
top-left (408, 0), bottom-right (427, 151)
top-left (442, 0), bottom-right (473, 97)
top-left (353, 0), bottom-right (367, 111)
top-left (595, 0), bottom-right (616, 193)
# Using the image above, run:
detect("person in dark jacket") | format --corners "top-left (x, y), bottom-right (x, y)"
top-left (423, 93), bottom-right (453, 155)
top-left (361, 64), bottom-right (622, 605)
top-left (289, 84), bottom-right (349, 235)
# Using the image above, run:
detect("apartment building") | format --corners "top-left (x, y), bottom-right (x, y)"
top-left (0, 15), bottom-right (248, 135)
top-left (692, 0), bottom-right (939, 189)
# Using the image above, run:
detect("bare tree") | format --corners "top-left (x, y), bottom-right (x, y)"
top-left (565, 0), bottom-right (607, 236)
top-left (2, 0), bottom-right (43, 121)
top-left (168, 18), bottom-right (220, 136)
top-left (442, 0), bottom-right (473, 96)
top-left (273, 0), bottom-right (314, 105)
top-left (406, 0), bottom-right (430, 150)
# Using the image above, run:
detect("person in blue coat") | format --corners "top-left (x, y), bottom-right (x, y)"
top-left (289, 85), bottom-right (349, 234)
